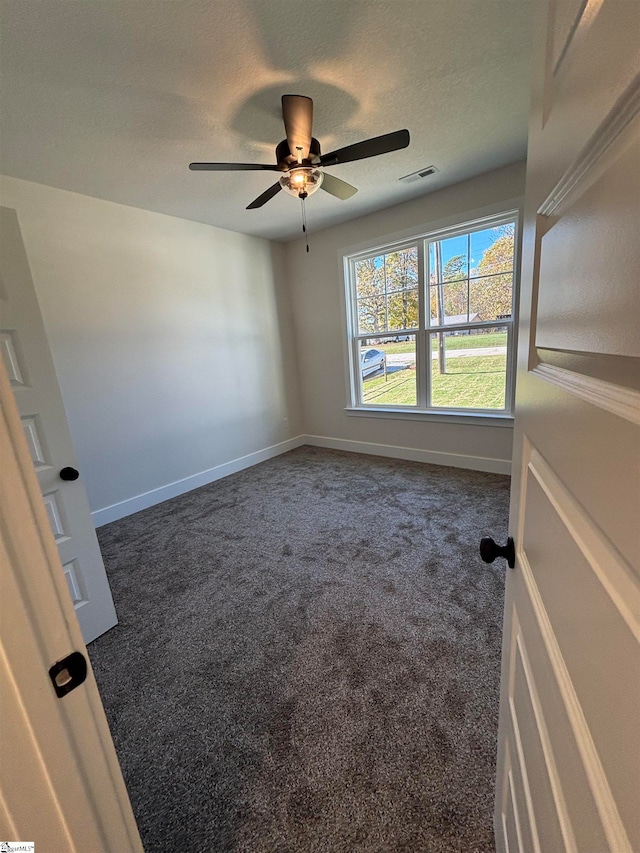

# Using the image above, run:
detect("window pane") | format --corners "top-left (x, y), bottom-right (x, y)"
top-left (385, 247), bottom-right (418, 292)
top-left (469, 275), bottom-right (513, 322)
top-left (431, 235), bottom-right (468, 283)
top-left (348, 217), bottom-right (516, 414)
top-left (430, 281), bottom-right (468, 325)
top-left (355, 256), bottom-right (384, 300)
top-left (359, 336), bottom-right (417, 406)
top-left (471, 224), bottom-right (515, 277)
top-left (387, 288), bottom-right (418, 331)
top-left (357, 296), bottom-right (386, 334)
top-left (430, 326), bottom-right (507, 410)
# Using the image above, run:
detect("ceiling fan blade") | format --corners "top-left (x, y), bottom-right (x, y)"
top-left (320, 172), bottom-right (358, 200)
top-left (246, 182), bottom-right (283, 210)
top-left (319, 129), bottom-right (410, 167)
top-left (189, 162), bottom-right (283, 171)
top-left (282, 95), bottom-right (313, 161)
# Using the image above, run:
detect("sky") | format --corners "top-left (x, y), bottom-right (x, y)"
top-left (365, 223), bottom-right (513, 278)
top-left (431, 225), bottom-right (508, 277)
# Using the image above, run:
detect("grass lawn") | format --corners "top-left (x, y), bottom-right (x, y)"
top-left (363, 367), bottom-right (418, 405)
top-left (433, 331), bottom-right (507, 351)
top-left (363, 353), bottom-right (506, 409)
top-left (371, 331), bottom-right (507, 356)
top-left (432, 354), bottom-right (506, 408)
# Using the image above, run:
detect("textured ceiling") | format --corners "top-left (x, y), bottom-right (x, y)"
top-left (0, 1), bottom-right (532, 241)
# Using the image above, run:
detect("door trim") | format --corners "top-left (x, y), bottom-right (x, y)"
top-left (532, 362), bottom-right (640, 425)
top-left (539, 72), bottom-right (640, 217)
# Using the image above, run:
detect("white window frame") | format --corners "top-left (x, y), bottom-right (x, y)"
top-left (343, 210), bottom-right (520, 420)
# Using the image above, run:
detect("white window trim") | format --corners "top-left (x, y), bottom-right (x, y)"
top-left (345, 407), bottom-right (514, 427)
top-left (341, 204), bottom-right (523, 418)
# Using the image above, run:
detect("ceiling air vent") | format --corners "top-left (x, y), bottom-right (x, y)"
top-left (399, 165), bottom-right (438, 184)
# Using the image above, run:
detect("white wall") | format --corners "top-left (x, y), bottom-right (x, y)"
top-left (285, 162), bottom-right (526, 473)
top-left (2, 164), bottom-right (524, 527)
top-left (0, 176), bottom-right (302, 521)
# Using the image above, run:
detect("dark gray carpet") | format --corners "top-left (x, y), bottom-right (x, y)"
top-left (89, 446), bottom-right (509, 853)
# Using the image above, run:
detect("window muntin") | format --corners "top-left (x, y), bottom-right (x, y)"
top-left (354, 247), bottom-right (419, 336)
top-left (347, 215), bottom-right (517, 414)
top-left (428, 223), bottom-right (514, 327)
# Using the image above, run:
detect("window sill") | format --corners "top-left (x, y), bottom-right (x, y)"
top-left (345, 406), bottom-right (514, 428)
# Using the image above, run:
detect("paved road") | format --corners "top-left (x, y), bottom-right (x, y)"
top-left (386, 346), bottom-right (506, 367)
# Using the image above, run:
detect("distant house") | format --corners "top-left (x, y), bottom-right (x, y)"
top-left (371, 313), bottom-right (486, 344)
top-left (439, 313), bottom-right (483, 334)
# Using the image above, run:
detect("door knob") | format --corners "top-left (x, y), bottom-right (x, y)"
top-left (480, 536), bottom-right (515, 569)
top-left (59, 466), bottom-right (80, 481)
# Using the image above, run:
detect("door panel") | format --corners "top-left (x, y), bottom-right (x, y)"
top-left (499, 745), bottom-right (527, 853)
top-left (536, 115), bottom-right (639, 357)
top-left (0, 357), bottom-right (142, 850)
top-left (519, 386), bottom-right (639, 568)
top-left (541, 0), bottom-right (639, 163)
top-left (43, 489), bottom-right (71, 542)
top-left (495, 1), bottom-right (640, 850)
top-left (521, 445), bottom-right (638, 845)
top-left (505, 599), bottom-right (612, 853)
top-left (510, 628), bottom-right (566, 852)
top-left (0, 328), bottom-right (26, 384)
top-left (0, 206), bottom-right (117, 643)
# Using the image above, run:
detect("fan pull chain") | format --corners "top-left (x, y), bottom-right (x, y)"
top-left (301, 195), bottom-right (310, 253)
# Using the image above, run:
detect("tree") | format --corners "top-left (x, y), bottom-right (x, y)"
top-left (443, 254), bottom-right (466, 281)
top-left (441, 253), bottom-right (467, 318)
top-left (385, 248), bottom-right (418, 330)
top-left (356, 250), bottom-right (419, 335)
top-left (429, 252), bottom-right (467, 320)
top-left (355, 256), bottom-right (385, 333)
top-left (471, 227), bottom-right (514, 322)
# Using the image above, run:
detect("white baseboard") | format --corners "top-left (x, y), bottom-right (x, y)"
top-left (92, 435), bottom-right (306, 527)
top-left (93, 432), bottom-right (510, 527)
top-left (302, 434), bottom-right (512, 475)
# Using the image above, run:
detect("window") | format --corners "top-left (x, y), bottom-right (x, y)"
top-left (345, 213), bottom-right (518, 416)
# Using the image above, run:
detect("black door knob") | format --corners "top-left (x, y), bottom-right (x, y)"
top-left (480, 536), bottom-right (515, 569)
top-left (59, 466), bottom-right (80, 481)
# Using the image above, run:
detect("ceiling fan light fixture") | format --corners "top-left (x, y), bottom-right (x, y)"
top-left (279, 167), bottom-right (324, 199)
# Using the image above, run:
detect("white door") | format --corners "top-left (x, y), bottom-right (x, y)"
top-left (0, 206), bottom-right (117, 644)
top-left (494, 1), bottom-right (640, 851)
top-left (0, 355), bottom-right (142, 851)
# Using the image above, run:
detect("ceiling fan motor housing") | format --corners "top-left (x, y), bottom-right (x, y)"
top-left (276, 137), bottom-right (321, 168)
top-left (188, 93), bottom-right (409, 209)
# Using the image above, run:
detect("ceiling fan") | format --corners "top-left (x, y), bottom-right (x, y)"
top-left (189, 95), bottom-right (410, 210)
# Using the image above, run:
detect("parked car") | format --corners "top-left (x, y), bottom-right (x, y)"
top-left (391, 334), bottom-right (410, 342)
top-left (361, 348), bottom-right (386, 377)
